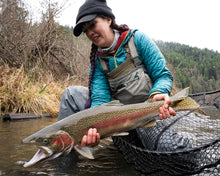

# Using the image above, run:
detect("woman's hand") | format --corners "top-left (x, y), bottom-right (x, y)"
top-left (152, 94), bottom-right (176, 120)
top-left (81, 128), bottom-right (100, 147)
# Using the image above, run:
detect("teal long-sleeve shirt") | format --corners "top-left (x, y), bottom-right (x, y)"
top-left (90, 29), bottom-right (173, 107)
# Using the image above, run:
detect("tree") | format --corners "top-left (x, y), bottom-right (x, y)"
top-left (0, 0), bottom-right (30, 67)
top-left (156, 41), bottom-right (220, 93)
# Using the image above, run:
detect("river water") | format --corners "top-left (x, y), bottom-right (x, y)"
top-left (0, 107), bottom-right (220, 176)
top-left (0, 117), bottom-right (141, 176)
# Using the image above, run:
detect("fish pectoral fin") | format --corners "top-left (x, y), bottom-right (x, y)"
top-left (142, 120), bottom-right (156, 128)
top-left (74, 145), bottom-right (94, 159)
top-left (112, 132), bottom-right (129, 136)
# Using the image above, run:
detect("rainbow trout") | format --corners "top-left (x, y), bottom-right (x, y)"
top-left (22, 87), bottom-right (199, 167)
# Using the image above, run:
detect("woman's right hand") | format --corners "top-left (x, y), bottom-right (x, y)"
top-left (81, 128), bottom-right (100, 147)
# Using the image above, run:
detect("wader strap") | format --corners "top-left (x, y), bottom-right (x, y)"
top-left (98, 57), bottom-right (109, 73)
top-left (128, 36), bottom-right (142, 67)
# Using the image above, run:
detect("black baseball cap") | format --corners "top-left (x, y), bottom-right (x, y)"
top-left (73, 0), bottom-right (115, 36)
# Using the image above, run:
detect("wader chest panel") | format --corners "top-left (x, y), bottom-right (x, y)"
top-left (98, 35), bottom-right (153, 104)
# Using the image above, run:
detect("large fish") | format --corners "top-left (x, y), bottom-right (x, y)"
top-left (22, 87), bottom-right (199, 167)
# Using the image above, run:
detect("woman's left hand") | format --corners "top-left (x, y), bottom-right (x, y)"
top-left (81, 128), bottom-right (100, 147)
top-left (152, 94), bottom-right (176, 120)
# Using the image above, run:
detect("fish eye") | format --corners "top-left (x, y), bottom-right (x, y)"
top-left (42, 138), bottom-right (49, 145)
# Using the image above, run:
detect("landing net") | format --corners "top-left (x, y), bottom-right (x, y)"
top-left (113, 89), bottom-right (220, 175)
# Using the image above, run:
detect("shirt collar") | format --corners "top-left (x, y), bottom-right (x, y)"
top-left (97, 30), bottom-right (120, 53)
top-left (97, 30), bottom-right (130, 56)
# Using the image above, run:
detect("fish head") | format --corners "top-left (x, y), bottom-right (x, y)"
top-left (23, 130), bottom-right (74, 168)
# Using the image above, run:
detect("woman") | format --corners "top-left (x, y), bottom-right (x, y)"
top-left (58, 0), bottom-right (176, 147)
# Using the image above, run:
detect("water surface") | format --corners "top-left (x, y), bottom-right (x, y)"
top-left (1, 108), bottom-right (220, 176)
top-left (0, 118), bottom-right (140, 176)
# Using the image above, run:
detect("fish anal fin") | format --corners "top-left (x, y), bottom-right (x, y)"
top-left (112, 132), bottom-right (129, 136)
top-left (142, 120), bottom-right (156, 128)
top-left (74, 145), bottom-right (94, 159)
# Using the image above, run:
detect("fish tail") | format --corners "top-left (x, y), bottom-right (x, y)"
top-left (174, 97), bottom-right (200, 112)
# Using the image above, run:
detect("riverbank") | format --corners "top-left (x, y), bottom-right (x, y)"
top-left (0, 64), bottom-right (85, 118)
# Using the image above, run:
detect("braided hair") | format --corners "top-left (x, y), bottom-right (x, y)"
top-left (85, 17), bottom-right (129, 108)
top-left (84, 43), bottom-right (97, 108)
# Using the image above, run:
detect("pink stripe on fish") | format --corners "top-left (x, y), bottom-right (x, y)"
top-left (85, 108), bottom-right (158, 131)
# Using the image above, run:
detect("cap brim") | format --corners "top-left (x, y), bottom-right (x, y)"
top-left (73, 14), bottom-right (97, 36)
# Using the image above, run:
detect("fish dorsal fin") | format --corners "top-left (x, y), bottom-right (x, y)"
top-left (102, 100), bottom-right (124, 106)
top-left (74, 145), bottom-right (94, 159)
top-left (112, 132), bottom-right (129, 136)
top-left (170, 87), bottom-right (189, 102)
top-left (145, 99), bottom-right (154, 103)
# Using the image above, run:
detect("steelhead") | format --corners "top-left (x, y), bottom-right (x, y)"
top-left (22, 87), bottom-right (199, 167)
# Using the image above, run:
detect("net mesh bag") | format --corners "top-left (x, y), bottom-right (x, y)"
top-left (113, 89), bottom-right (220, 176)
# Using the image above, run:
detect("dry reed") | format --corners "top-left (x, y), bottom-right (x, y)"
top-left (0, 64), bottom-right (75, 118)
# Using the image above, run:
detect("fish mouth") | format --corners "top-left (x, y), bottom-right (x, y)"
top-left (23, 146), bottom-right (55, 168)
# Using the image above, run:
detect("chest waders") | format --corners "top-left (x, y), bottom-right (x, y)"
top-left (99, 36), bottom-right (153, 104)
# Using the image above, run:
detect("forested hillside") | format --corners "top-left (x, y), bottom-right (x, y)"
top-left (156, 41), bottom-right (220, 93)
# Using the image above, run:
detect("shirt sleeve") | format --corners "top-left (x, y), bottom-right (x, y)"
top-left (133, 30), bottom-right (173, 97)
top-left (90, 58), bottom-right (112, 107)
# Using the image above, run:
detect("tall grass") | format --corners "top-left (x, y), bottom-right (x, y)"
top-left (0, 64), bottom-right (79, 118)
